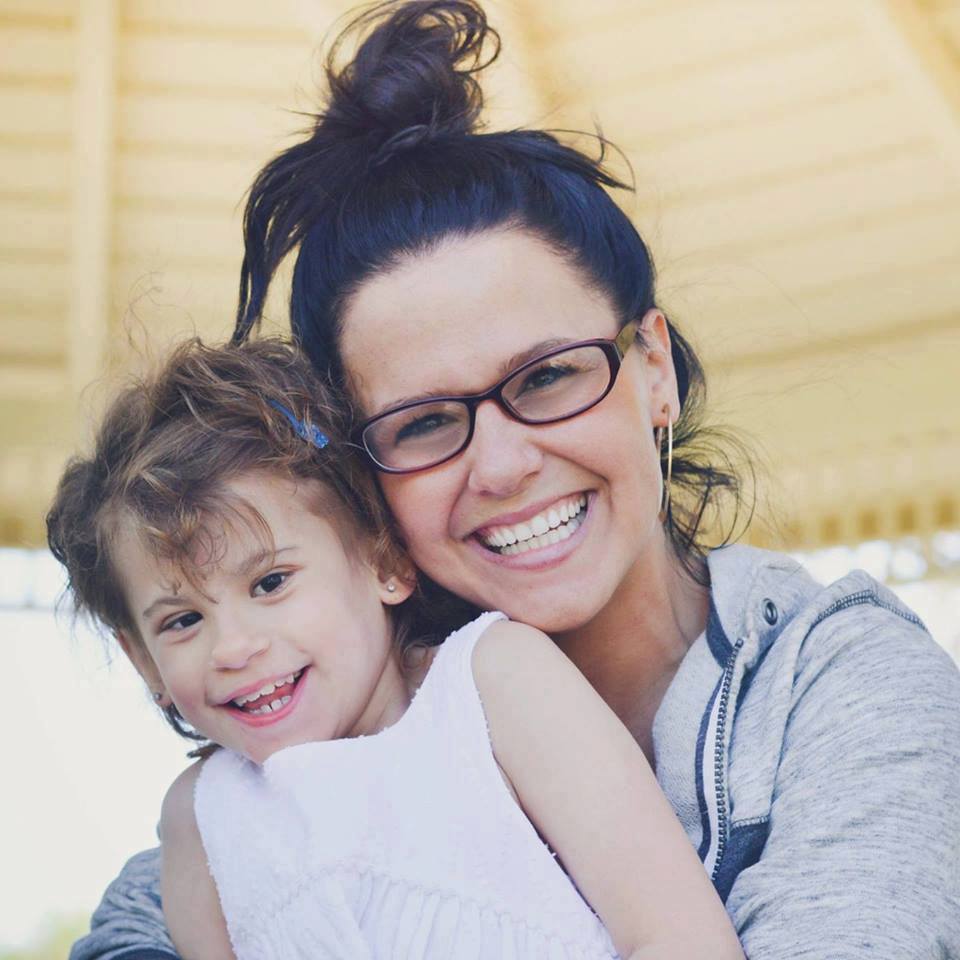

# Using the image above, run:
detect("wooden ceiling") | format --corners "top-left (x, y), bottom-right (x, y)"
top-left (1, 0), bottom-right (958, 549)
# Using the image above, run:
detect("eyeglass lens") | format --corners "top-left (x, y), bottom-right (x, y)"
top-left (364, 343), bottom-right (613, 472)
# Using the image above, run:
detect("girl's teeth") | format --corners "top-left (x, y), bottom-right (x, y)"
top-left (249, 694), bottom-right (292, 717)
top-left (232, 672), bottom-right (300, 708)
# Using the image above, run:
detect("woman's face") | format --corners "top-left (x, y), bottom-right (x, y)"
top-left (340, 228), bottom-right (678, 634)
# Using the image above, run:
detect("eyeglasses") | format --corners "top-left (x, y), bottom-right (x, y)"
top-left (358, 318), bottom-right (640, 474)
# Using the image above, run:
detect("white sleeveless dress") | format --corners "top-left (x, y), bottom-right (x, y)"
top-left (194, 611), bottom-right (619, 960)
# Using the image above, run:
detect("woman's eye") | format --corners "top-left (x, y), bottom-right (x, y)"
top-left (161, 611), bottom-right (202, 634)
top-left (516, 362), bottom-right (577, 395)
top-left (253, 571), bottom-right (290, 597)
top-left (394, 412), bottom-right (456, 444)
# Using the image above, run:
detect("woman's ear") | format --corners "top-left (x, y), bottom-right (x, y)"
top-left (638, 308), bottom-right (680, 424)
top-left (116, 629), bottom-right (169, 704)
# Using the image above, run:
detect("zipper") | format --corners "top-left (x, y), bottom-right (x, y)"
top-left (807, 589), bottom-right (924, 633)
top-left (710, 636), bottom-right (744, 880)
top-left (708, 589), bottom-right (923, 881)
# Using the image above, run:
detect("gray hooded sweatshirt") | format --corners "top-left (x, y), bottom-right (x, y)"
top-left (70, 545), bottom-right (960, 959)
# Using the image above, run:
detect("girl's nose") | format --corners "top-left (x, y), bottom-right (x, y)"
top-left (210, 624), bottom-right (270, 671)
top-left (465, 401), bottom-right (543, 498)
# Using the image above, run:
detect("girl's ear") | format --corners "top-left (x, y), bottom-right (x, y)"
top-left (116, 629), bottom-right (168, 703)
top-left (377, 556), bottom-right (416, 605)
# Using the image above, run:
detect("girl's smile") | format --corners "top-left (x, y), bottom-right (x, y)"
top-left (220, 666), bottom-right (309, 726)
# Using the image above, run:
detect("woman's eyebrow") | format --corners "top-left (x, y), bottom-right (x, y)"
top-left (379, 337), bottom-right (573, 410)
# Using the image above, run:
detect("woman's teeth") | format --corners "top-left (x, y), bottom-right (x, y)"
top-left (232, 670), bottom-right (302, 714)
top-left (482, 495), bottom-right (587, 556)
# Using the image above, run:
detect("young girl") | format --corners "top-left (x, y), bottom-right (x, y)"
top-left (48, 338), bottom-right (741, 960)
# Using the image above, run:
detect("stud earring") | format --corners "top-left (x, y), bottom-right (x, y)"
top-left (152, 691), bottom-right (164, 703)
top-left (386, 582), bottom-right (397, 593)
top-left (656, 404), bottom-right (673, 523)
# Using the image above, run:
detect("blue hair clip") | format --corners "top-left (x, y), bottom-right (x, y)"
top-left (268, 400), bottom-right (330, 449)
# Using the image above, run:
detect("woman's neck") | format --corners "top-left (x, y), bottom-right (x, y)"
top-left (554, 541), bottom-right (710, 765)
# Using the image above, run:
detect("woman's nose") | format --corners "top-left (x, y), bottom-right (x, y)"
top-left (465, 401), bottom-right (544, 497)
top-left (210, 622), bottom-right (270, 671)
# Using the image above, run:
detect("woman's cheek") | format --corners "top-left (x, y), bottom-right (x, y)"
top-left (381, 474), bottom-right (450, 555)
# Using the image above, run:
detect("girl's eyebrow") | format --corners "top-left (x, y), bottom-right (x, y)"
top-left (376, 337), bottom-right (572, 411)
top-left (140, 546), bottom-right (299, 618)
top-left (231, 545), bottom-right (297, 578)
top-left (142, 595), bottom-right (187, 621)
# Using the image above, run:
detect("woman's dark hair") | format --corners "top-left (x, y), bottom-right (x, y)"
top-left (47, 338), bottom-right (475, 749)
top-left (233, 0), bottom-right (749, 579)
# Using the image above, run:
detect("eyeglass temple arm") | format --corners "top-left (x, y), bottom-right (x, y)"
top-left (614, 317), bottom-right (640, 356)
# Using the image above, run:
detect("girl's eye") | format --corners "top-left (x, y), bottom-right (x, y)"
top-left (253, 571), bottom-right (290, 597)
top-left (160, 611), bottom-right (202, 634)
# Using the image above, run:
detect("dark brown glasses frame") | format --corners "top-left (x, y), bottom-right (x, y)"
top-left (357, 318), bottom-right (640, 474)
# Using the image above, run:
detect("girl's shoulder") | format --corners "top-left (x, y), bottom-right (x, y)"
top-left (429, 612), bottom-right (567, 703)
top-left (159, 759), bottom-right (205, 844)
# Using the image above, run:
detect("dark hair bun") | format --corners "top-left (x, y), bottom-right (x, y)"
top-left (325, 0), bottom-right (499, 160)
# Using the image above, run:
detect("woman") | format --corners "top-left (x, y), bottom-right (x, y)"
top-left (70, 2), bottom-right (960, 958)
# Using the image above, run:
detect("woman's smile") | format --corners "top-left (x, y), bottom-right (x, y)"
top-left (469, 491), bottom-right (591, 566)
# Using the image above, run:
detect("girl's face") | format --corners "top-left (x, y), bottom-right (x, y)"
top-left (114, 471), bottom-right (413, 764)
top-left (340, 228), bottom-right (678, 635)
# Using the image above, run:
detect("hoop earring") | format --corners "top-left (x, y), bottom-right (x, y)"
top-left (656, 407), bottom-right (673, 523)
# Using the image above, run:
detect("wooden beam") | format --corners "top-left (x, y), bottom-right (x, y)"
top-left (68, 0), bottom-right (117, 419)
top-left (865, 0), bottom-right (960, 178)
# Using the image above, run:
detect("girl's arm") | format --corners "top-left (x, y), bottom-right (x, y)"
top-left (159, 762), bottom-right (235, 960)
top-left (473, 620), bottom-right (744, 960)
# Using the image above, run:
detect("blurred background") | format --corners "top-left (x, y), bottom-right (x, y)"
top-left (1, 0), bottom-right (958, 953)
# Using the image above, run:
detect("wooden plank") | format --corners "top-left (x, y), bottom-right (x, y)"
top-left (0, 311), bottom-right (64, 362)
top-left (121, 0), bottom-right (335, 38)
top-left (0, 261), bottom-right (67, 306)
top-left (657, 195), bottom-right (960, 302)
top-left (619, 85), bottom-right (905, 194)
top-left (867, 0), bottom-right (960, 174)
top-left (0, 144), bottom-right (70, 196)
top-left (0, 23), bottom-right (74, 81)
top-left (67, 0), bottom-right (116, 403)
top-left (0, 1), bottom-right (73, 25)
top-left (117, 31), bottom-right (315, 95)
top-left (540, 2), bottom-right (855, 85)
top-left (652, 143), bottom-right (953, 263)
top-left (0, 89), bottom-right (71, 137)
top-left (115, 150), bottom-right (264, 205)
top-left (677, 254), bottom-right (960, 366)
top-left (116, 89), bottom-right (302, 149)
top-left (711, 326), bottom-right (959, 457)
top-left (0, 201), bottom-right (70, 254)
